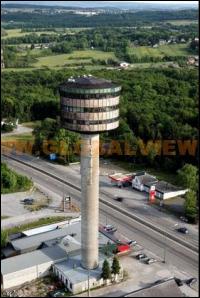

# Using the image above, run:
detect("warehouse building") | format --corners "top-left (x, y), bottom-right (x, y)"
top-left (1, 245), bottom-right (68, 290)
top-left (1, 221), bottom-right (118, 291)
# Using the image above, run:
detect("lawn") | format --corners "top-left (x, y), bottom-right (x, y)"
top-left (127, 43), bottom-right (190, 58)
top-left (32, 50), bottom-right (117, 68)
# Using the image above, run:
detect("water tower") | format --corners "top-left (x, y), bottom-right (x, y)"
top-left (59, 75), bottom-right (121, 270)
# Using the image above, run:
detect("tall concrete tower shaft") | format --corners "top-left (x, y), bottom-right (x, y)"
top-left (81, 134), bottom-right (99, 269)
top-left (59, 75), bottom-right (121, 270)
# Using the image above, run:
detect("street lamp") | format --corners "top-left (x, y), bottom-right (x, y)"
top-left (163, 223), bottom-right (178, 263)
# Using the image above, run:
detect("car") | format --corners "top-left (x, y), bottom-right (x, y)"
top-left (177, 227), bottom-right (188, 234)
top-left (185, 277), bottom-right (197, 286)
top-left (22, 198), bottom-right (34, 205)
top-left (48, 289), bottom-right (67, 297)
top-left (104, 225), bottom-right (117, 233)
top-left (145, 258), bottom-right (157, 264)
top-left (22, 198), bottom-right (34, 204)
top-left (136, 253), bottom-right (147, 260)
top-left (116, 197), bottom-right (123, 202)
top-left (180, 216), bottom-right (188, 223)
top-left (174, 277), bottom-right (183, 286)
top-left (127, 240), bottom-right (137, 246)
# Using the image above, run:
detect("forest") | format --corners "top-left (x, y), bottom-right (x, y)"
top-left (2, 9), bottom-right (198, 29)
top-left (1, 67), bottom-right (198, 171)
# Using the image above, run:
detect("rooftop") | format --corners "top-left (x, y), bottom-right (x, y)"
top-left (1, 245), bottom-right (68, 275)
top-left (54, 254), bottom-right (108, 284)
top-left (134, 174), bottom-right (158, 185)
top-left (145, 180), bottom-right (186, 193)
top-left (59, 75), bottom-right (119, 89)
top-left (125, 278), bottom-right (183, 297)
top-left (11, 222), bottom-right (81, 252)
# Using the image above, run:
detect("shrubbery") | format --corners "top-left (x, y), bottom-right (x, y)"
top-left (1, 163), bottom-right (33, 194)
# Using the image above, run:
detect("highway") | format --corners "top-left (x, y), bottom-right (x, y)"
top-left (2, 148), bottom-right (198, 250)
top-left (2, 153), bottom-right (198, 280)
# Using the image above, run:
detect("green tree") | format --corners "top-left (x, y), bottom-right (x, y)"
top-left (101, 259), bottom-right (111, 280)
top-left (184, 190), bottom-right (197, 223)
top-left (177, 164), bottom-right (198, 192)
top-left (111, 256), bottom-right (121, 275)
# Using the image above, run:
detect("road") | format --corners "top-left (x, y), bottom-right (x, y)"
top-left (2, 148), bottom-right (198, 249)
top-left (1, 153), bottom-right (198, 280)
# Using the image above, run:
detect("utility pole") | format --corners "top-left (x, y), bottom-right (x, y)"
top-left (87, 269), bottom-right (90, 297)
top-left (163, 223), bottom-right (178, 263)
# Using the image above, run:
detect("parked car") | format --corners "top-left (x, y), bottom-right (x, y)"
top-left (185, 277), bottom-right (197, 286)
top-left (145, 258), bottom-right (157, 264)
top-left (48, 289), bottom-right (67, 297)
top-left (23, 198), bottom-right (34, 205)
top-left (103, 225), bottom-right (117, 233)
top-left (136, 253), bottom-right (147, 260)
top-left (177, 227), bottom-right (188, 234)
top-left (127, 240), bottom-right (137, 246)
top-left (180, 216), bottom-right (188, 223)
top-left (174, 277), bottom-right (183, 286)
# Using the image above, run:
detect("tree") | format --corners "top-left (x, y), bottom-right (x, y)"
top-left (177, 164), bottom-right (198, 192)
top-left (101, 259), bottom-right (111, 280)
top-left (111, 256), bottom-right (120, 275)
top-left (184, 190), bottom-right (197, 223)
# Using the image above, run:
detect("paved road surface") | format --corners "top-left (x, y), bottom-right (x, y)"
top-left (2, 155), bottom-right (198, 281)
top-left (2, 149), bottom-right (198, 249)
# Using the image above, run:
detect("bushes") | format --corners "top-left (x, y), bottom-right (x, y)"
top-left (184, 190), bottom-right (197, 223)
top-left (1, 230), bottom-right (8, 248)
top-left (1, 162), bottom-right (33, 194)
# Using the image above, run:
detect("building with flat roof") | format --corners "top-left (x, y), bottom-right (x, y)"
top-left (53, 254), bottom-right (123, 294)
top-left (144, 181), bottom-right (188, 200)
top-left (1, 220), bottom-right (118, 291)
top-left (1, 245), bottom-right (68, 290)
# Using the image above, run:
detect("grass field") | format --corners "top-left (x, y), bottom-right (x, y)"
top-left (1, 133), bottom-right (34, 141)
top-left (2, 216), bottom-right (70, 235)
top-left (1, 29), bottom-right (59, 39)
top-left (164, 20), bottom-right (198, 25)
top-left (1, 28), bottom-right (92, 40)
top-left (32, 50), bottom-right (117, 68)
top-left (21, 121), bottom-right (41, 128)
top-left (127, 43), bottom-right (190, 58)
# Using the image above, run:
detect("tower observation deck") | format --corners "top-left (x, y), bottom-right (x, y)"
top-left (59, 75), bottom-right (121, 133)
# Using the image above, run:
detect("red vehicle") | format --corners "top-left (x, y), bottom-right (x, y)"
top-left (109, 173), bottom-right (133, 188)
top-left (116, 244), bottom-right (130, 255)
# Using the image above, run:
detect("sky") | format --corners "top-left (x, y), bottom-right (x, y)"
top-left (2, 1), bottom-right (198, 4)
